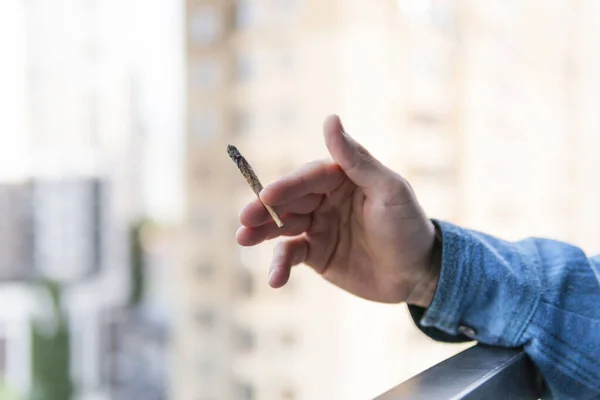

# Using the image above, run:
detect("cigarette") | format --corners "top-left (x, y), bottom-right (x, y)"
top-left (227, 145), bottom-right (284, 228)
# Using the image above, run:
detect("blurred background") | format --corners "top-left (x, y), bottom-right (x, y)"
top-left (1, 0), bottom-right (600, 399)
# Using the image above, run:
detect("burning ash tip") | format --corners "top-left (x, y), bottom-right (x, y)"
top-left (226, 144), bottom-right (240, 160)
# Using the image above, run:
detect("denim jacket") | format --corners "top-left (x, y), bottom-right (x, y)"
top-left (408, 220), bottom-right (600, 399)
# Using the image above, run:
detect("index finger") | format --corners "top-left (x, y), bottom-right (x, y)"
top-left (260, 160), bottom-right (345, 206)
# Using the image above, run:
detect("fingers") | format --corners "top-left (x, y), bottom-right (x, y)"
top-left (236, 214), bottom-right (311, 247)
top-left (322, 114), bottom-right (390, 189)
top-left (269, 237), bottom-right (309, 288)
top-left (260, 160), bottom-right (345, 206)
top-left (240, 193), bottom-right (323, 228)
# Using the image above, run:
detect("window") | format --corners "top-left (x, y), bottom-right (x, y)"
top-left (191, 60), bottom-right (219, 91)
top-left (235, 382), bottom-right (255, 400)
top-left (198, 356), bottom-right (215, 379)
top-left (0, 184), bottom-right (34, 281)
top-left (195, 308), bottom-right (216, 330)
top-left (192, 211), bottom-right (214, 234)
top-left (234, 327), bottom-right (256, 353)
top-left (197, 261), bottom-right (215, 280)
top-left (235, 1), bottom-right (254, 29)
top-left (189, 5), bottom-right (220, 45)
top-left (235, 54), bottom-right (253, 82)
top-left (192, 110), bottom-right (219, 140)
top-left (32, 180), bottom-right (100, 281)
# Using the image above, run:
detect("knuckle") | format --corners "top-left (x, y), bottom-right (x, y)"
top-left (348, 145), bottom-right (375, 171)
top-left (302, 159), bottom-right (323, 172)
top-left (356, 145), bottom-right (373, 161)
top-left (308, 159), bottom-right (325, 168)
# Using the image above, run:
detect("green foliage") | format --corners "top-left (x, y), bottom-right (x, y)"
top-left (29, 279), bottom-right (73, 400)
top-left (129, 220), bottom-right (147, 307)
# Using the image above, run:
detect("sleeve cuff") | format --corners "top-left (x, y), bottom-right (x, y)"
top-left (407, 304), bottom-right (472, 343)
top-left (409, 220), bottom-right (541, 347)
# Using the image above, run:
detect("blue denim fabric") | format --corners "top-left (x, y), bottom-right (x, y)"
top-left (408, 220), bottom-right (600, 399)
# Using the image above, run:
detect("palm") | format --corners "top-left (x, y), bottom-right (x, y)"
top-left (306, 178), bottom-right (432, 303)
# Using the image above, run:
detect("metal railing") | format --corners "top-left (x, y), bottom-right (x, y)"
top-left (374, 345), bottom-right (545, 399)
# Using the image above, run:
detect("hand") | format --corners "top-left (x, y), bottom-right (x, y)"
top-left (237, 115), bottom-right (440, 307)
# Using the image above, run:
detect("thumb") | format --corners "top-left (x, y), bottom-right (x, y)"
top-left (323, 114), bottom-right (389, 189)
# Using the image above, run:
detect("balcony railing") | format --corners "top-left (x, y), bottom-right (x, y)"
top-left (374, 345), bottom-right (545, 399)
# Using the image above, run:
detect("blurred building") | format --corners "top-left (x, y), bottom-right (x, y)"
top-left (23, 0), bottom-right (137, 397)
top-left (0, 183), bottom-right (34, 282)
top-left (448, 0), bottom-right (600, 249)
top-left (180, 1), bottom-right (456, 399)
top-left (31, 178), bottom-right (105, 283)
top-left (100, 308), bottom-right (169, 400)
top-left (181, 1), bottom-right (341, 399)
top-left (0, 0), bottom-right (160, 398)
top-left (100, 223), bottom-right (175, 400)
top-left (182, 1), bottom-right (600, 399)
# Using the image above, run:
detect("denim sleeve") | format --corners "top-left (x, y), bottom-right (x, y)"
top-left (408, 220), bottom-right (600, 399)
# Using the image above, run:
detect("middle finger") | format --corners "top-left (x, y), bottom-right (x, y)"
top-left (236, 214), bottom-right (311, 247)
top-left (240, 193), bottom-right (323, 228)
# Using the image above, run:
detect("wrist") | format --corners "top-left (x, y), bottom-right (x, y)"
top-left (406, 222), bottom-right (442, 308)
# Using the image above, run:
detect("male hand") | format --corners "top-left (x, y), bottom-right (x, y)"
top-left (237, 115), bottom-right (439, 307)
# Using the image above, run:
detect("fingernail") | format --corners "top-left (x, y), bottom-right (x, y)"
top-left (269, 268), bottom-right (276, 284)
